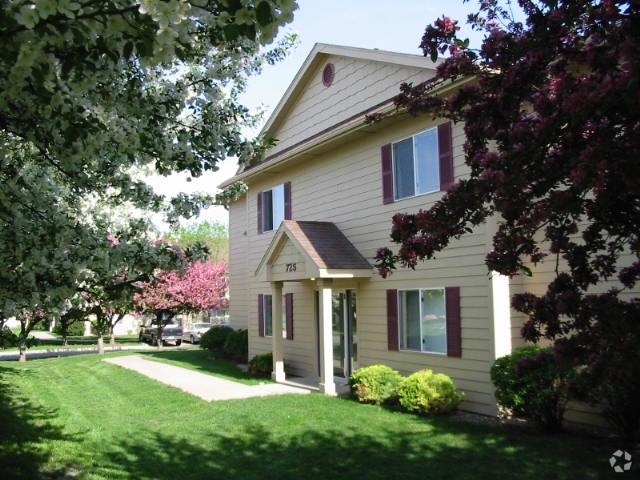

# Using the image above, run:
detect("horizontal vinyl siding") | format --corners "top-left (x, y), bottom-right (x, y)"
top-left (248, 283), bottom-right (318, 377)
top-left (268, 57), bottom-right (428, 157)
top-left (356, 275), bottom-right (498, 416)
top-left (281, 283), bottom-right (317, 376)
top-left (228, 199), bottom-right (249, 330)
top-left (239, 110), bottom-right (500, 416)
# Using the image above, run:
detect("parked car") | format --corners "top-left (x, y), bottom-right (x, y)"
top-left (182, 323), bottom-right (214, 344)
top-left (139, 320), bottom-right (183, 346)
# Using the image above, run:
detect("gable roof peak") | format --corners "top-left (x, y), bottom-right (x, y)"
top-left (260, 41), bottom-right (437, 141)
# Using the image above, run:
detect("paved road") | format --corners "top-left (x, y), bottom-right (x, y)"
top-left (104, 355), bottom-right (312, 401)
top-left (0, 330), bottom-right (196, 361)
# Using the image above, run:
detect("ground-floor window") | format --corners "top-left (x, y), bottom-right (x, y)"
top-left (258, 293), bottom-right (294, 340)
top-left (387, 286), bottom-right (461, 357)
top-left (261, 294), bottom-right (273, 337)
top-left (398, 288), bottom-right (447, 354)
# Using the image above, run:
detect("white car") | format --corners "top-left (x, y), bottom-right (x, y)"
top-left (182, 323), bottom-right (214, 344)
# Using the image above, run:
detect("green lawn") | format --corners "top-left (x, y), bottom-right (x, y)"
top-left (140, 349), bottom-right (264, 385)
top-left (0, 352), bottom-right (624, 480)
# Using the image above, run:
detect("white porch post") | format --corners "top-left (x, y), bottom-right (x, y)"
top-left (271, 281), bottom-right (286, 382)
top-left (490, 271), bottom-right (512, 359)
top-left (318, 279), bottom-right (336, 395)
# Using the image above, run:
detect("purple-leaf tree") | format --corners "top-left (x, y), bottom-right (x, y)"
top-left (374, 0), bottom-right (639, 442)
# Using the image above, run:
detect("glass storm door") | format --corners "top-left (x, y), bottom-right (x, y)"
top-left (331, 290), bottom-right (357, 378)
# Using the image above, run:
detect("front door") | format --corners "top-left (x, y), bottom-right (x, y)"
top-left (331, 290), bottom-right (358, 378)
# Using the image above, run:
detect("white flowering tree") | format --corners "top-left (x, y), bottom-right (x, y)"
top-left (0, 0), bottom-right (297, 321)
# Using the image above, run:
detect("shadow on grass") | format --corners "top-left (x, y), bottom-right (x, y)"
top-left (0, 366), bottom-right (77, 480)
top-left (0, 355), bottom-right (620, 480)
top-left (98, 411), bottom-right (615, 480)
top-left (139, 348), bottom-right (260, 384)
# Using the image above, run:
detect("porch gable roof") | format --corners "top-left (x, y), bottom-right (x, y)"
top-left (256, 220), bottom-right (373, 281)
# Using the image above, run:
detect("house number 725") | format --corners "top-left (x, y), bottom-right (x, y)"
top-left (286, 263), bottom-right (297, 272)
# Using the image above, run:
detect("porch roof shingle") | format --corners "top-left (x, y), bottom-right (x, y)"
top-left (282, 220), bottom-right (372, 271)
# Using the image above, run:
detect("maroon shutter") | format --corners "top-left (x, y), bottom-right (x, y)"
top-left (386, 289), bottom-right (399, 351)
top-left (257, 192), bottom-right (263, 234)
top-left (284, 181), bottom-right (292, 220)
top-left (285, 293), bottom-right (294, 340)
top-left (438, 121), bottom-right (454, 191)
top-left (381, 143), bottom-right (394, 204)
top-left (445, 286), bottom-right (461, 357)
top-left (258, 294), bottom-right (265, 337)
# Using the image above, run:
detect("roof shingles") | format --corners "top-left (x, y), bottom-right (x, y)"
top-left (283, 220), bottom-right (371, 271)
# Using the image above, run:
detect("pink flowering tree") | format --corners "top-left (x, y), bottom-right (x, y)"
top-left (134, 260), bottom-right (228, 348)
top-left (374, 0), bottom-right (639, 442)
top-left (76, 234), bottom-right (190, 354)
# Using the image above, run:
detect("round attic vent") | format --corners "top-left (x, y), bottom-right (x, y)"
top-left (322, 62), bottom-right (335, 87)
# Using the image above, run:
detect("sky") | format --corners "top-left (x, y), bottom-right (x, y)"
top-left (151, 0), bottom-right (485, 229)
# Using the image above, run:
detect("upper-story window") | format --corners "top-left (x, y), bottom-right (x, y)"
top-left (394, 129), bottom-right (440, 199)
top-left (381, 122), bottom-right (453, 204)
top-left (262, 184), bottom-right (285, 232)
top-left (257, 182), bottom-right (291, 234)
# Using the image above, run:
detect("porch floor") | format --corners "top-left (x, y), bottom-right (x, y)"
top-left (280, 376), bottom-right (351, 396)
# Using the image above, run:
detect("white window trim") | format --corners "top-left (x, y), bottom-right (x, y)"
top-left (397, 287), bottom-right (447, 355)
top-left (393, 126), bottom-right (440, 201)
top-left (262, 183), bottom-right (285, 232)
top-left (262, 294), bottom-right (287, 339)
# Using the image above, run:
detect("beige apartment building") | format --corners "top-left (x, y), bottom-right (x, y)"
top-left (220, 43), bottom-right (605, 424)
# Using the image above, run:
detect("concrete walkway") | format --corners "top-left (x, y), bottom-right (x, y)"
top-left (104, 355), bottom-right (313, 401)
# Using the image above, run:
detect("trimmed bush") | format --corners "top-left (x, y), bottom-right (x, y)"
top-left (200, 326), bottom-right (248, 363)
top-left (490, 345), bottom-right (569, 432)
top-left (224, 328), bottom-right (248, 363)
top-left (249, 352), bottom-right (273, 378)
top-left (0, 327), bottom-right (17, 349)
top-left (349, 364), bottom-right (403, 405)
top-left (199, 325), bottom-right (233, 356)
top-left (53, 320), bottom-right (85, 337)
top-left (397, 369), bottom-right (464, 415)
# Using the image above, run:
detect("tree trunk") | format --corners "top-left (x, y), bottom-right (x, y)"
top-left (61, 318), bottom-right (71, 346)
top-left (97, 333), bottom-right (105, 354)
top-left (109, 313), bottom-right (125, 345)
top-left (156, 327), bottom-right (164, 350)
top-left (18, 319), bottom-right (30, 362)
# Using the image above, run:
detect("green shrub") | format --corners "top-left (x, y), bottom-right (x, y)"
top-left (223, 328), bottom-right (248, 363)
top-left (249, 352), bottom-right (274, 378)
top-left (490, 345), bottom-right (569, 432)
top-left (199, 325), bottom-right (233, 356)
top-left (397, 369), bottom-right (464, 415)
top-left (349, 364), bottom-right (403, 405)
top-left (53, 320), bottom-right (86, 337)
top-left (0, 327), bottom-right (17, 349)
